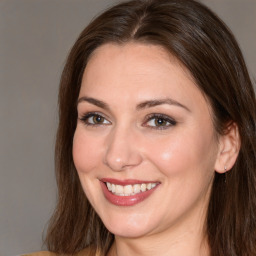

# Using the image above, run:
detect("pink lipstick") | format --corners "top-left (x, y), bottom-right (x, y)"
top-left (100, 179), bottom-right (160, 206)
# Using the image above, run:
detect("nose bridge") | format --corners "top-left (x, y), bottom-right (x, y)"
top-left (104, 123), bottom-right (142, 171)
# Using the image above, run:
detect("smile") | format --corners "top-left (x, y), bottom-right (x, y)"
top-left (106, 182), bottom-right (157, 196)
top-left (100, 179), bottom-right (160, 206)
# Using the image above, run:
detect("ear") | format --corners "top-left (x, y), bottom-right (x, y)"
top-left (214, 122), bottom-right (241, 173)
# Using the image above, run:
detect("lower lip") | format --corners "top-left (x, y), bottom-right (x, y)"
top-left (100, 182), bottom-right (159, 206)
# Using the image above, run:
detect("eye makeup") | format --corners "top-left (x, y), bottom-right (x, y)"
top-left (142, 113), bottom-right (177, 130)
top-left (79, 111), bottom-right (177, 130)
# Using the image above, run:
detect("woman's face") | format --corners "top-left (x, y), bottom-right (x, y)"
top-left (73, 43), bottom-right (220, 238)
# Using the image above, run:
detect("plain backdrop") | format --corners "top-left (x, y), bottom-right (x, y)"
top-left (0, 0), bottom-right (255, 255)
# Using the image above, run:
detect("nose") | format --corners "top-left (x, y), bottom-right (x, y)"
top-left (103, 126), bottom-right (143, 171)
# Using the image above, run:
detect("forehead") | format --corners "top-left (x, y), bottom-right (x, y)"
top-left (80, 42), bottom-right (196, 97)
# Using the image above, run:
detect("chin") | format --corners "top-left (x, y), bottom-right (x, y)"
top-left (99, 211), bottom-right (156, 238)
top-left (106, 224), bottom-right (151, 238)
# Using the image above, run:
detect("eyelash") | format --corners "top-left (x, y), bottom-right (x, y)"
top-left (143, 113), bottom-right (177, 130)
top-left (79, 112), bottom-right (177, 129)
top-left (79, 112), bottom-right (111, 127)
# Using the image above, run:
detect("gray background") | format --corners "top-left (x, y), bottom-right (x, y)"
top-left (0, 0), bottom-right (255, 255)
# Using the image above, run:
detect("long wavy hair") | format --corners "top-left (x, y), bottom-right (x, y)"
top-left (45, 0), bottom-right (256, 255)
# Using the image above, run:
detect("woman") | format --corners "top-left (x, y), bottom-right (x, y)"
top-left (25, 0), bottom-right (256, 255)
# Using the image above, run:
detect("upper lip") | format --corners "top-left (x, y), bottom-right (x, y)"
top-left (100, 178), bottom-right (160, 186)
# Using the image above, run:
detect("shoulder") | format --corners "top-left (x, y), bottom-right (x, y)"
top-left (22, 248), bottom-right (91, 256)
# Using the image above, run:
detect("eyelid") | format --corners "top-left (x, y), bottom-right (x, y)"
top-left (143, 113), bottom-right (177, 129)
top-left (79, 112), bottom-right (111, 126)
top-left (78, 111), bottom-right (176, 129)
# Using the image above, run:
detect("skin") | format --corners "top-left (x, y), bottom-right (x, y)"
top-left (73, 43), bottom-right (238, 256)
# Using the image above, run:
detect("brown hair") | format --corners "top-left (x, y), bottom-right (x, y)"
top-left (45, 0), bottom-right (256, 255)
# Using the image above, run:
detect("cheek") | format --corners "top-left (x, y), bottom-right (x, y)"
top-left (143, 128), bottom-right (217, 177)
top-left (72, 128), bottom-right (103, 174)
top-left (147, 137), bottom-right (192, 175)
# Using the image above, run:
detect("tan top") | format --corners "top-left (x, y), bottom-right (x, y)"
top-left (22, 248), bottom-right (90, 256)
top-left (22, 253), bottom-right (56, 256)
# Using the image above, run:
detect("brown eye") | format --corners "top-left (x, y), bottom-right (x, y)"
top-left (93, 115), bottom-right (104, 124)
top-left (154, 118), bottom-right (167, 127)
top-left (144, 114), bottom-right (177, 130)
top-left (80, 113), bottom-right (111, 126)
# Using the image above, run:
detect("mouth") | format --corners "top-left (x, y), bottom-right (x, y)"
top-left (100, 179), bottom-right (160, 206)
top-left (105, 182), bottom-right (158, 196)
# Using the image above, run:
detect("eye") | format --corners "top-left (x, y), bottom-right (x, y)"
top-left (144, 114), bottom-right (176, 129)
top-left (79, 113), bottom-right (111, 126)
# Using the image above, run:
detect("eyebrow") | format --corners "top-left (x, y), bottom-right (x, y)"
top-left (77, 97), bottom-right (110, 111)
top-left (77, 96), bottom-right (190, 112)
top-left (136, 99), bottom-right (190, 112)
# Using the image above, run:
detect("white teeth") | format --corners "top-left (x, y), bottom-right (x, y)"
top-left (116, 185), bottom-right (123, 194)
top-left (111, 184), bottom-right (116, 193)
top-left (107, 182), bottom-right (111, 190)
top-left (134, 184), bottom-right (141, 194)
top-left (105, 182), bottom-right (158, 196)
top-left (152, 183), bottom-right (156, 188)
top-left (141, 183), bottom-right (146, 192)
top-left (124, 185), bottom-right (133, 195)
